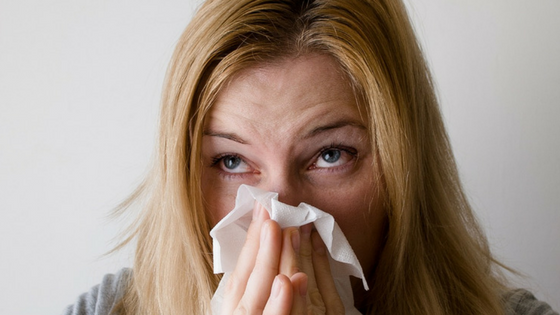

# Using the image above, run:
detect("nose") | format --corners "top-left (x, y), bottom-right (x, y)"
top-left (259, 167), bottom-right (303, 207)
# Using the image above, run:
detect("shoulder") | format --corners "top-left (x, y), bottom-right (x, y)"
top-left (62, 268), bottom-right (132, 315)
top-left (504, 289), bottom-right (559, 315)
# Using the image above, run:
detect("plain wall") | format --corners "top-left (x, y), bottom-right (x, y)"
top-left (0, 0), bottom-right (558, 313)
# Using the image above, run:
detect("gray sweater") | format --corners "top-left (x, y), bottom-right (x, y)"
top-left (63, 269), bottom-right (558, 315)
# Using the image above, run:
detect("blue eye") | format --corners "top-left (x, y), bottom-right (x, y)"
top-left (213, 154), bottom-right (252, 174)
top-left (320, 149), bottom-right (341, 164)
top-left (314, 146), bottom-right (356, 168)
top-left (223, 156), bottom-right (242, 170)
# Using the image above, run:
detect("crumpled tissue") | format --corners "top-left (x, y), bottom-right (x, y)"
top-left (210, 184), bottom-right (368, 314)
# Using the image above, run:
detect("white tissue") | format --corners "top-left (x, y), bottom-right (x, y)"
top-left (210, 185), bottom-right (368, 314)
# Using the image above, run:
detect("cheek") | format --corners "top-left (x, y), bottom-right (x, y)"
top-left (201, 170), bottom-right (240, 226)
top-left (336, 195), bottom-right (386, 277)
top-left (307, 169), bottom-right (386, 276)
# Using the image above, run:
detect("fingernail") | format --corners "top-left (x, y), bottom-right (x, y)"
top-left (271, 276), bottom-right (282, 298)
top-left (311, 232), bottom-right (326, 255)
top-left (291, 229), bottom-right (300, 253)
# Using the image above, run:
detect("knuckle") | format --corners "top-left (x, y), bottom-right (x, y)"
top-left (234, 300), bottom-right (263, 315)
top-left (225, 273), bottom-right (243, 293)
top-left (299, 244), bottom-right (314, 260)
top-left (307, 305), bottom-right (327, 315)
top-left (244, 228), bottom-right (260, 246)
top-left (233, 304), bottom-right (248, 315)
top-left (253, 252), bottom-right (278, 274)
top-left (253, 259), bottom-right (276, 275)
top-left (307, 288), bottom-right (326, 313)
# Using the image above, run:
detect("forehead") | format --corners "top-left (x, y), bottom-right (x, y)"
top-left (205, 54), bottom-right (364, 135)
top-left (228, 54), bottom-right (347, 97)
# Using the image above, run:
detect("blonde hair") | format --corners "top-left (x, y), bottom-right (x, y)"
top-left (116, 0), bottom-right (509, 314)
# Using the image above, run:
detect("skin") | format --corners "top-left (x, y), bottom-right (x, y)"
top-left (201, 54), bottom-right (386, 313)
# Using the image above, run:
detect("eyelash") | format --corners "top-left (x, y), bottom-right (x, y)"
top-left (319, 143), bottom-right (357, 156)
top-left (210, 153), bottom-right (254, 180)
top-left (210, 143), bottom-right (358, 178)
top-left (210, 153), bottom-right (239, 167)
top-left (311, 143), bottom-right (358, 171)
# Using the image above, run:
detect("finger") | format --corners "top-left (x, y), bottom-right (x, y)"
top-left (279, 227), bottom-right (299, 277)
top-left (222, 202), bottom-right (270, 312)
top-left (298, 224), bottom-right (328, 313)
top-left (311, 231), bottom-right (344, 315)
top-left (236, 219), bottom-right (283, 313)
top-left (298, 224), bottom-right (316, 286)
top-left (262, 275), bottom-right (293, 315)
top-left (289, 272), bottom-right (308, 314)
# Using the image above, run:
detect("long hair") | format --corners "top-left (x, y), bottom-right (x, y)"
top-left (116, 0), bottom-right (508, 314)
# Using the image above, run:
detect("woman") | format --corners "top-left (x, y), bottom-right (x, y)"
top-left (64, 0), bottom-right (558, 314)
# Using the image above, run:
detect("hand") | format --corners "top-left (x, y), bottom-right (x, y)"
top-left (220, 203), bottom-right (345, 314)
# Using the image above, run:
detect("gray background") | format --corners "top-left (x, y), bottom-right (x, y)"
top-left (1, 0), bottom-right (558, 313)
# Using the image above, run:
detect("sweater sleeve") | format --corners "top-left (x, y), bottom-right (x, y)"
top-left (62, 268), bottom-right (131, 315)
top-left (504, 289), bottom-right (559, 315)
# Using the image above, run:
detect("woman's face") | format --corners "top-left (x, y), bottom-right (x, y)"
top-left (201, 54), bottom-right (386, 278)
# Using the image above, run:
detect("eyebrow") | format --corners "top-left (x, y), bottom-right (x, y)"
top-left (203, 131), bottom-right (249, 144)
top-left (203, 119), bottom-right (366, 144)
top-left (301, 119), bottom-right (366, 140)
